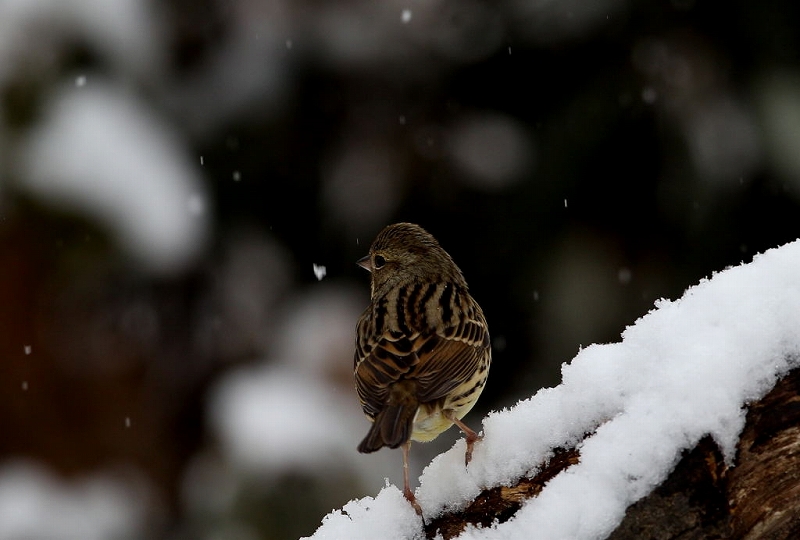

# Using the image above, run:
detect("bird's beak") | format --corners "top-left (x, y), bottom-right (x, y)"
top-left (357, 255), bottom-right (372, 272)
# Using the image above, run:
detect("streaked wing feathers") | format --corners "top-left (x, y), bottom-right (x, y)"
top-left (354, 287), bottom-right (489, 419)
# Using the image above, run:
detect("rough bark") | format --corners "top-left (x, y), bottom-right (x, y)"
top-left (727, 367), bottom-right (800, 539)
top-left (425, 368), bottom-right (800, 540)
top-left (424, 447), bottom-right (580, 539)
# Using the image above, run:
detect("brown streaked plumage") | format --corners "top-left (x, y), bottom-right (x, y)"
top-left (354, 222), bottom-right (491, 513)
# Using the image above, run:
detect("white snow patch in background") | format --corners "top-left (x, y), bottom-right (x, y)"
top-left (0, 461), bottom-right (150, 540)
top-left (211, 366), bottom-right (354, 472)
top-left (18, 83), bottom-right (210, 274)
top-left (307, 239), bottom-right (800, 539)
top-left (208, 286), bottom-right (395, 485)
top-left (210, 366), bottom-right (368, 472)
top-left (0, 0), bottom-right (163, 83)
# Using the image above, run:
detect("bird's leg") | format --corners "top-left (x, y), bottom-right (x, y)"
top-left (402, 440), bottom-right (422, 515)
top-left (444, 410), bottom-right (482, 465)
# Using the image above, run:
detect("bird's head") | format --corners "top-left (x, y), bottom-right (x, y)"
top-left (358, 222), bottom-right (466, 298)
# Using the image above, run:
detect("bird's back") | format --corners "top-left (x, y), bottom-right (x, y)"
top-left (355, 278), bottom-right (490, 450)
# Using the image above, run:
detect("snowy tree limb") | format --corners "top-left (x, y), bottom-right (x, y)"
top-left (426, 366), bottom-right (800, 539)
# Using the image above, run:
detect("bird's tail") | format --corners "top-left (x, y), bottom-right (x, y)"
top-left (357, 382), bottom-right (418, 453)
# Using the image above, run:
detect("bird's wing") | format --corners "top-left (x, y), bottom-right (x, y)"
top-left (354, 308), bottom-right (421, 419)
top-left (354, 297), bottom-right (489, 418)
top-left (412, 315), bottom-right (490, 403)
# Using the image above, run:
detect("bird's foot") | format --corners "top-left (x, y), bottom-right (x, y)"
top-left (464, 432), bottom-right (483, 465)
top-left (444, 410), bottom-right (483, 466)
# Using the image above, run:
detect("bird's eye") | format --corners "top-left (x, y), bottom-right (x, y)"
top-left (373, 255), bottom-right (386, 269)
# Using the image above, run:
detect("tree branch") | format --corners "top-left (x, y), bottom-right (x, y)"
top-left (425, 367), bottom-right (800, 539)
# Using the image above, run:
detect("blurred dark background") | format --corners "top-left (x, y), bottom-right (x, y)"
top-left (0, 0), bottom-right (799, 538)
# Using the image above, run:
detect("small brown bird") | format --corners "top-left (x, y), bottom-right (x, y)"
top-left (354, 222), bottom-right (491, 513)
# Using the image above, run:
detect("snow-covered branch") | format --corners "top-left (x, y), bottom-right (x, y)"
top-left (307, 239), bottom-right (800, 540)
